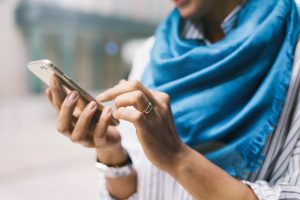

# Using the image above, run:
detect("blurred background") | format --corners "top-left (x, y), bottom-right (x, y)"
top-left (0, 0), bottom-right (172, 199)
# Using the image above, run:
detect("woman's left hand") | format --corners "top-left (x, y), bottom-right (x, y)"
top-left (97, 80), bottom-right (187, 172)
top-left (98, 80), bottom-right (259, 200)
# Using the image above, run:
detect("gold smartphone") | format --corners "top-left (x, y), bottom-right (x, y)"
top-left (27, 59), bottom-right (119, 126)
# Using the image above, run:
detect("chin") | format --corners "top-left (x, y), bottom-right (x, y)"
top-left (175, 0), bottom-right (213, 20)
top-left (178, 6), bottom-right (203, 19)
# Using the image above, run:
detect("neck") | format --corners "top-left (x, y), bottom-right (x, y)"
top-left (201, 0), bottom-right (243, 43)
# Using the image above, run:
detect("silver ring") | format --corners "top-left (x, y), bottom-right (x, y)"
top-left (143, 101), bottom-right (153, 114)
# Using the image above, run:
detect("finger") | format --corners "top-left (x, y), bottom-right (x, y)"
top-left (50, 75), bottom-right (67, 111)
top-left (115, 90), bottom-right (149, 112)
top-left (151, 90), bottom-right (171, 104)
top-left (113, 107), bottom-right (144, 125)
top-left (56, 91), bottom-right (79, 135)
top-left (71, 101), bottom-right (97, 143)
top-left (73, 99), bottom-right (86, 118)
top-left (94, 107), bottom-right (112, 140)
top-left (118, 79), bottom-right (127, 84)
top-left (81, 140), bottom-right (94, 148)
top-left (45, 88), bottom-right (53, 104)
top-left (97, 80), bottom-right (154, 102)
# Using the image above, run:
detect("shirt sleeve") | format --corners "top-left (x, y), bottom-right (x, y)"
top-left (96, 37), bottom-right (154, 200)
top-left (96, 171), bottom-right (115, 200)
top-left (96, 170), bottom-right (138, 200)
top-left (243, 138), bottom-right (300, 200)
top-left (96, 120), bottom-right (143, 200)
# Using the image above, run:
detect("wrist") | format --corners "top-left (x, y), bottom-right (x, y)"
top-left (96, 145), bottom-right (128, 166)
top-left (165, 145), bottom-right (195, 177)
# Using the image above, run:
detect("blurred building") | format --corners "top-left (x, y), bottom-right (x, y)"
top-left (0, 1), bottom-right (172, 199)
top-left (5, 0), bottom-right (172, 95)
top-left (2, 1), bottom-right (299, 199)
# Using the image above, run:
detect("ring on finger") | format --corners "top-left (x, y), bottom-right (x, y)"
top-left (143, 101), bottom-right (153, 114)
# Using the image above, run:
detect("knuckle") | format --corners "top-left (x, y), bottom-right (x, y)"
top-left (95, 130), bottom-right (105, 138)
top-left (56, 122), bottom-right (67, 133)
top-left (114, 96), bottom-right (122, 107)
top-left (71, 133), bottom-right (82, 143)
top-left (118, 79), bottom-right (126, 84)
top-left (105, 89), bottom-right (114, 99)
top-left (134, 91), bottom-right (144, 103)
top-left (133, 112), bottom-right (143, 122)
top-left (131, 80), bottom-right (141, 89)
top-left (82, 142), bottom-right (93, 148)
top-left (162, 93), bottom-right (170, 102)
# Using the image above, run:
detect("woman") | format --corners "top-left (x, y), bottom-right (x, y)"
top-left (47, 0), bottom-right (300, 199)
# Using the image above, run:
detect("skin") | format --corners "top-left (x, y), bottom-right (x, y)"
top-left (47, 0), bottom-right (258, 199)
top-left (177, 0), bottom-right (244, 42)
top-left (47, 77), bottom-right (137, 199)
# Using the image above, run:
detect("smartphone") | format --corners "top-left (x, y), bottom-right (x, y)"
top-left (27, 59), bottom-right (119, 126)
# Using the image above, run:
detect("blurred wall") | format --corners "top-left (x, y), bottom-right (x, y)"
top-left (0, 0), bottom-right (28, 97)
top-left (0, 0), bottom-right (172, 98)
top-left (0, 1), bottom-right (170, 200)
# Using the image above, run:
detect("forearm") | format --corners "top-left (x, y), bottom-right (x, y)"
top-left (167, 147), bottom-right (257, 200)
top-left (96, 146), bottom-right (137, 200)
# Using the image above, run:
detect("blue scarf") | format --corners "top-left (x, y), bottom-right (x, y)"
top-left (141, 0), bottom-right (300, 179)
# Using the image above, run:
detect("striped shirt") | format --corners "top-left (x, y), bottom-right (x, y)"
top-left (97, 4), bottom-right (300, 200)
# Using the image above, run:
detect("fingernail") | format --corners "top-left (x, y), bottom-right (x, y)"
top-left (88, 101), bottom-right (97, 110)
top-left (106, 107), bottom-right (111, 115)
top-left (69, 91), bottom-right (79, 101)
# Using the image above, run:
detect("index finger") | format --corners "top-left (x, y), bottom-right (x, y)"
top-left (97, 80), bottom-right (154, 102)
top-left (50, 75), bottom-right (67, 111)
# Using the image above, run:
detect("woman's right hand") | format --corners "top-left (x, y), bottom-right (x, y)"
top-left (46, 75), bottom-right (127, 165)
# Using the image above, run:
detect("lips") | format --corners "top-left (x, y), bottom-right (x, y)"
top-left (173, 0), bottom-right (189, 7)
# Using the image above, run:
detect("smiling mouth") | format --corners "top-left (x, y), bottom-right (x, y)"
top-left (173, 0), bottom-right (189, 7)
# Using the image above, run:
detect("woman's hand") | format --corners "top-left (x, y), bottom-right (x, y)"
top-left (46, 75), bottom-right (127, 165)
top-left (98, 80), bottom-right (188, 172)
top-left (47, 76), bottom-right (138, 199)
top-left (99, 80), bottom-right (259, 200)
